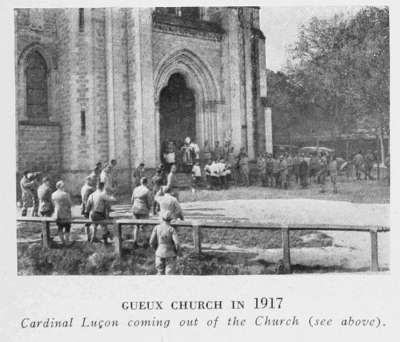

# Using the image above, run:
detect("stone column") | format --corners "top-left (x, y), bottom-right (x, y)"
top-left (105, 8), bottom-right (116, 160)
top-left (265, 107), bottom-right (273, 153)
top-left (221, 8), bottom-right (242, 153)
top-left (243, 18), bottom-right (255, 159)
top-left (128, 8), bottom-right (156, 168)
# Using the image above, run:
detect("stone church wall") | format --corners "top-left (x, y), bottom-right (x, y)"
top-left (18, 123), bottom-right (61, 174)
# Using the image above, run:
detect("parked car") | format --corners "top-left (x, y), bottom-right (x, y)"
top-left (298, 146), bottom-right (335, 156)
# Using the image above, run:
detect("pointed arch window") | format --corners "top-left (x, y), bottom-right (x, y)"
top-left (25, 51), bottom-right (48, 119)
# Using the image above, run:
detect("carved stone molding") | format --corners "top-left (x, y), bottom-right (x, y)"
top-left (153, 22), bottom-right (222, 41)
top-left (152, 14), bottom-right (224, 42)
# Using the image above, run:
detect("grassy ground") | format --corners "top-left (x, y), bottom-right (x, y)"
top-left (17, 177), bottom-right (389, 275)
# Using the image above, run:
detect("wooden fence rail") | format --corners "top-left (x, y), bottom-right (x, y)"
top-left (17, 217), bottom-right (390, 273)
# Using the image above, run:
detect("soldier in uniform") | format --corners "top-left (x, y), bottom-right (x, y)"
top-left (256, 152), bottom-right (267, 186)
top-left (165, 164), bottom-right (179, 200)
top-left (85, 182), bottom-right (115, 244)
top-left (80, 176), bottom-right (96, 241)
top-left (100, 163), bottom-right (114, 196)
top-left (238, 147), bottom-right (250, 186)
top-left (309, 153), bottom-right (321, 184)
top-left (319, 153), bottom-right (328, 193)
top-left (227, 146), bottom-right (237, 184)
top-left (191, 160), bottom-right (202, 192)
top-left (286, 153), bottom-right (294, 185)
top-left (204, 160), bottom-right (212, 189)
top-left (364, 150), bottom-right (375, 180)
top-left (272, 155), bottom-right (280, 187)
top-left (299, 154), bottom-right (309, 188)
top-left (51, 181), bottom-right (72, 245)
top-left (20, 171), bottom-right (39, 216)
top-left (149, 210), bottom-right (181, 275)
top-left (89, 162), bottom-right (102, 186)
top-left (133, 162), bottom-right (145, 188)
top-left (212, 141), bottom-right (224, 161)
top-left (278, 155), bottom-right (288, 189)
top-left (37, 177), bottom-right (53, 217)
top-left (353, 151), bottom-right (364, 180)
top-left (265, 154), bottom-right (274, 187)
top-left (202, 140), bottom-right (212, 166)
top-left (292, 153), bottom-right (301, 184)
top-left (155, 186), bottom-right (184, 221)
top-left (385, 154), bottom-right (390, 185)
top-left (131, 177), bottom-right (153, 248)
top-left (151, 168), bottom-right (164, 215)
top-left (329, 155), bottom-right (339, 193)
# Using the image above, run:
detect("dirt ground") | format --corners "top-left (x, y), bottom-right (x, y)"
top-left (17, 178), bottom-right (390, 275)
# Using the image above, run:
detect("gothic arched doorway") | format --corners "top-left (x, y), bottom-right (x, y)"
top-left (159, 73), bottom-right (196, 155)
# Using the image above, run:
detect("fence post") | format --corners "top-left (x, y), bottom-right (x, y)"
top-left (114, 222), bottom-right (123, 259)
top-left (41, 221), bottom-right (51, 249)
top-left (370, 228), bottom-right (379, 272)
top-left (192, 222), bottom-right (202, 255)
top-left (281, 226), bottom-right (291, 273)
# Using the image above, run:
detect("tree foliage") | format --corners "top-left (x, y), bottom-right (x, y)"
top-left (270, 6), bottom-right (389, 152)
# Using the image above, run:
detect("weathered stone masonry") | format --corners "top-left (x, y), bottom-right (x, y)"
top-left (15, 7), bottom-right (270, 194)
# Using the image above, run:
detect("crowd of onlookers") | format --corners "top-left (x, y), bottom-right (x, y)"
top-left (18, 144), bottom-right (389, 275)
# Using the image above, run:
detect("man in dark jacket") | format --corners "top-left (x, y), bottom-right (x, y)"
top-left (299, 154), bottom-right (309, 188)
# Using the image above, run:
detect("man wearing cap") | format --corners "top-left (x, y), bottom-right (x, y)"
top-left (165, 164), bottom-right (180, 200)
top-left (329, 155), bottom-right (339, 193)
top-left (149, 210), bottom-right (180, 275)
top-left (238, 147), bottom-right (250, 186)
top-left (279, 155), bottom-right (289, 189)
top-left (133, 162), bottom-right (145, 188)
top-left (131, 177), bottom-right (153, 248)
top-left (155, 186), bottom-right (184, 221)
top-left (100, 163), bottom-right (114, 195)
top-left (85, 182), bottom-right (115, 244)
top-left (51, 181), bottom-right (72, 245)
top-left (353, 151), bottom-right (364, 180)
top-left (151, 168), bottom-right (164, 215)
top-left (88, 162), bottom-right (102, 186)
top-left (81, 176), bottom-right (96, 241)
top-left (20, 171), bottom-right (38, 216)
top-left (37, 177), bottom-right (53, 217)
top-left (299, 154), bottom-right (309, 188)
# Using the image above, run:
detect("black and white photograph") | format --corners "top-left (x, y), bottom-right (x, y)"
top-left (15, 5), bottom-right (390, 276)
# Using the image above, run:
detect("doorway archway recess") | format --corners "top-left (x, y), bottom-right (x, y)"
top-left (154, 49), bottom-right (222, 160)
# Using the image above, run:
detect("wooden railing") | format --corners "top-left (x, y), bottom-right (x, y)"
top-left (17, 217), bottom-right (390, 273)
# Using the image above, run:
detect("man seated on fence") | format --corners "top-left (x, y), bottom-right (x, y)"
top-left (131, 177), bottom-right (153, 248)
top-left (149, 210), bottom-right (181, 275)
top-left (37, 177), bottom-right (53, 217)
top-left (85, 181), bottom-right (115, 244)
top-left (81, 175), bottom-right (96, 241)
top-left (51, 181), bottom-right (72, 246)
top-left (155, 186), bottom-right (184, 221)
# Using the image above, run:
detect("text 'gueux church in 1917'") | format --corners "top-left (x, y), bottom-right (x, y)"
top-left (15, 7), bottom-right (272, 193)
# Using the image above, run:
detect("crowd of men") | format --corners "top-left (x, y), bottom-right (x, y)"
top-left (19, 158), bottom-right (186, 275)
top-left (19, 143), bottom-right (386, 274)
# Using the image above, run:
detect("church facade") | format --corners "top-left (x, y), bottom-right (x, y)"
top-left (15, 7), bottom-right (270, 192)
